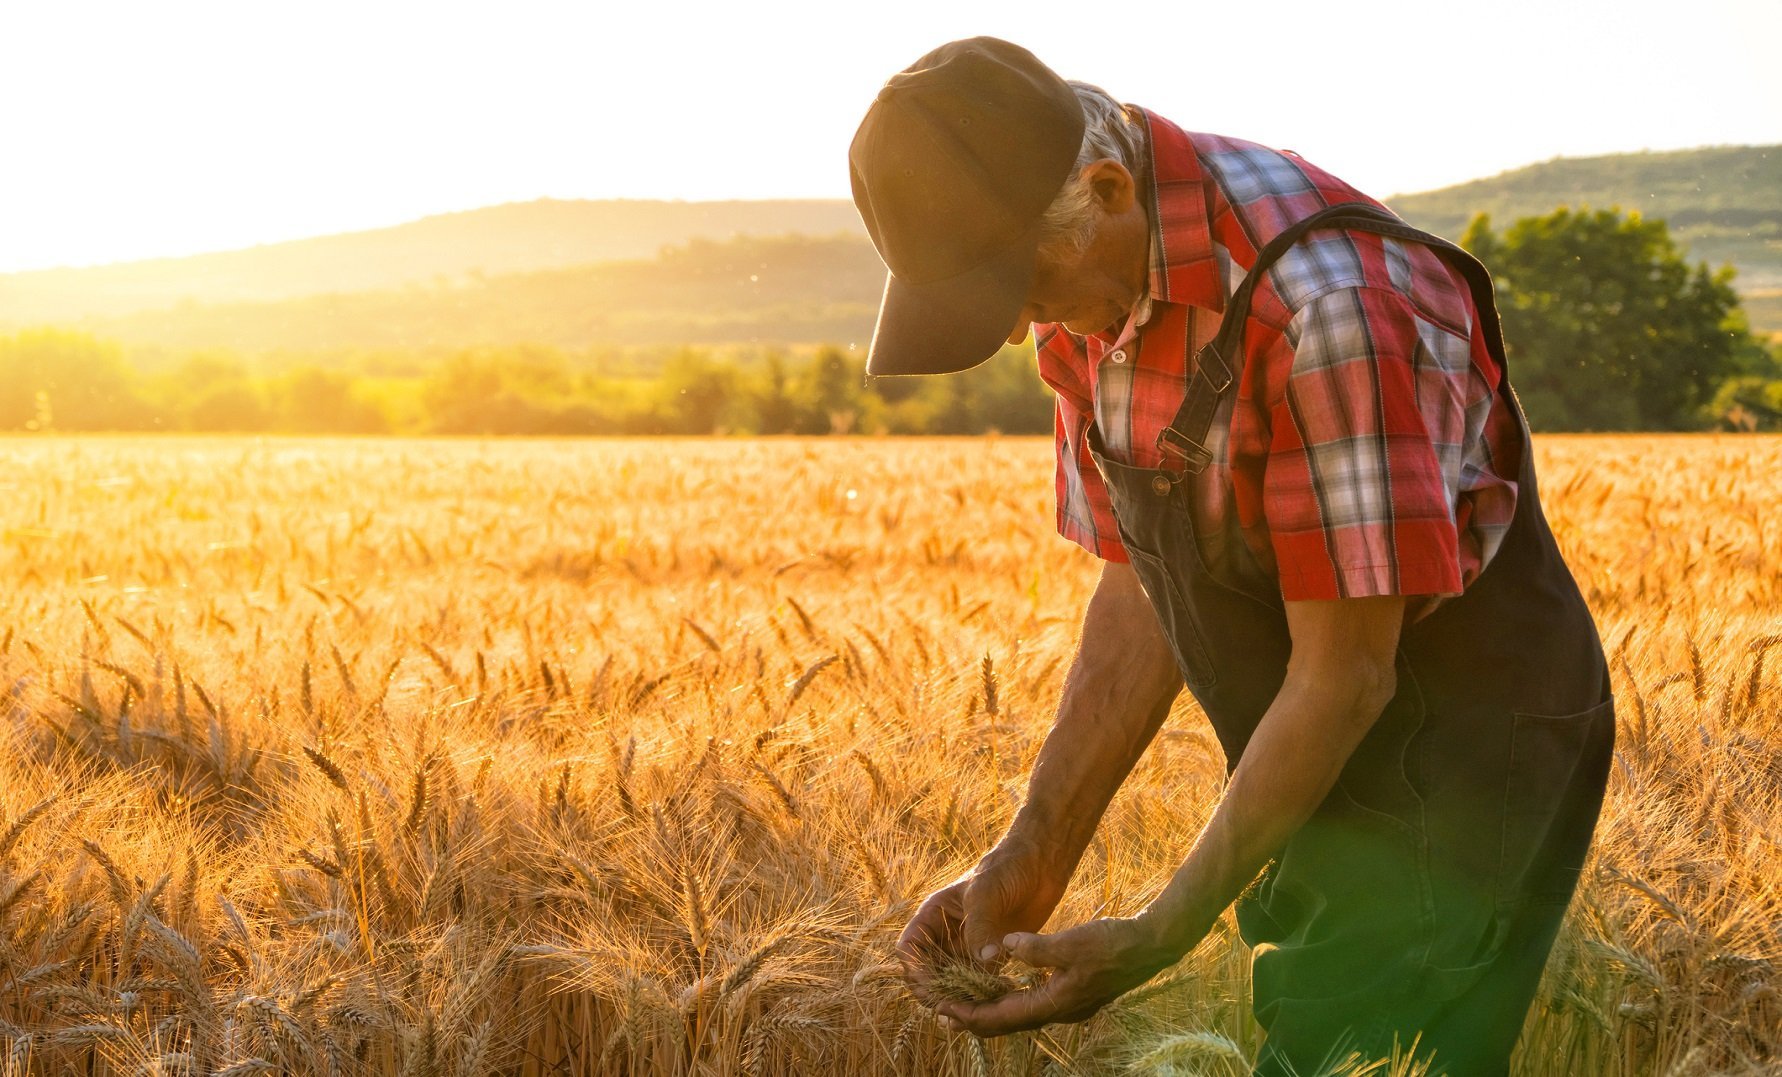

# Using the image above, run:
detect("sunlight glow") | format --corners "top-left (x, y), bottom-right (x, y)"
top-left (0, 0), bottom-right (1776, 272)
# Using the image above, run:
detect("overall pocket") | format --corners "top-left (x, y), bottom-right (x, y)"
top-left (1334, 657), bottom-right (1428, 845)
top-left (1123, 544), bottom-right (1219, 689)
top-left (1497, 695), bottom-right (1616, 908)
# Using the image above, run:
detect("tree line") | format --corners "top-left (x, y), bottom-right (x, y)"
top-left (2, 207), bottom-right (1776, 435)
top-left (0, 334), bottom-right (1058, 436)
top-left (1462, 208), bottom-right (1777, 430)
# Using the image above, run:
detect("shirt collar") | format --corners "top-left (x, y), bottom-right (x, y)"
top-left (1134, 108), bottom-right (1224, 317)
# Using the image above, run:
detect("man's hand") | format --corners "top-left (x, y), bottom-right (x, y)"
top-left (897, 840), bottom-right (1069, 1005)
top-left (931, 596), bottom-right (1409, 1039)
top-left (899, 561), bottom-right (1181, 1007)
top-left (936, 916), bottom-right (1181, 1036)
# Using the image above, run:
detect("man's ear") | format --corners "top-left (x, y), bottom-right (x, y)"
top-left (1081, 159), bottom-right (1137, 214)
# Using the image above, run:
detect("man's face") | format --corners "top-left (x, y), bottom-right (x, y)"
top-left (1006, 160), bottom-right (1151, 346)
top-left (1007, 240), bottom-right (1144, 344)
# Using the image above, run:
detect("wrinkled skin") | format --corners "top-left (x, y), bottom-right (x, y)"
top-left (937, 916), bottom-right (1178, 1037)
top-left (895, 839), bottom-right (1068, 1005)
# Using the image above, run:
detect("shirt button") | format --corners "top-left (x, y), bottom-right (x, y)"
top-left (1109, 349), bottom-right (1128, 364)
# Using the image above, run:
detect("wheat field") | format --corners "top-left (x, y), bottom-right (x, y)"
top-left (0, 434), bottom-right (1775, 1076)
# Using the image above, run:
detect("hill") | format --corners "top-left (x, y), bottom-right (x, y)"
top-left (1389, 144), bottom-right (1782, 293)
top-left (0, 198), bottom-right (868, 325)
top-left (4, 146), bottom-right (1777, 347)
top-left (82, 233), bottom-right (888, 355)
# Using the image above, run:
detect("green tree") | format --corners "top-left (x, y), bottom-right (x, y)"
top-left (752, 351), bottom-right (800, 434)
top-left (0, 329), bottom-right (155, 430)
top-left (1706, 339), bottom-right (1782, 430)
top-left (188, 383), bottom-right (273, 432)
top-left (151, 352), bottom-right (268, 431)
top-left (655, 348), bottom-right (748, 434)
top-left (937, 344), bottom-right (1055, 434)
top-left (1462, 208), bottom-right (1755, 430)
top-left (420, 348), bottom-right (575, 434)
top-left (276, 367), bottom-right (390, 433)
top-left (796, 346), bottom-right (863, 434)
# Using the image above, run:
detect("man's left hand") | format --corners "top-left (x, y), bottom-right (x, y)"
top-left (936, 916), bottom-right (1183, 1037)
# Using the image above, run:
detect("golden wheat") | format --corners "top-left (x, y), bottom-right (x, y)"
top-left (0, 433), bottom-right (1773, 1075)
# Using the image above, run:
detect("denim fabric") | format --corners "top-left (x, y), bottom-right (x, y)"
top-left (1085, 212), bottom-right (1614, 1076)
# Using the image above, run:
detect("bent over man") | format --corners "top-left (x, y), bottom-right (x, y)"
top-left (848, 37), bottom-right (1616, 1077)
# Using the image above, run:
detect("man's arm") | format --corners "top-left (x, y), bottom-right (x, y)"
top-left (940, 594), bottom-right (1406, 1035)
top-left (1001, 558), bottom-right (1185, 900)
top-left (897, 559), bottom-right (1183, 991)
top-left (1136, 594), bottom-right (1404, 950)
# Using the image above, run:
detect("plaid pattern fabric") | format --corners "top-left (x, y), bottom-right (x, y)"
top-left (1038, 110), bottom-right (1520, 606)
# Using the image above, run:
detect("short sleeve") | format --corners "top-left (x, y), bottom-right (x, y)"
top-left (1264, 286), bottom-right (1464, 601)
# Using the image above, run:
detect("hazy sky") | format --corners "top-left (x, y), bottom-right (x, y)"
top-left (2, 0), bottom-right (1777, 273)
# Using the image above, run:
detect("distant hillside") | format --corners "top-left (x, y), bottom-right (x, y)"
top-left (81, 234), bottom-right (888, 354)
top-left (0, 199), bottom-right (868, 324)
top-left (6, 146), bottom-right (1778, 348)
top-left (1390, 145), bottom-right (1782, 293)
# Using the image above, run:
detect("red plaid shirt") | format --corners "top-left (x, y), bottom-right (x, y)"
top-left (1039, 110), bottom-right (1521, 607)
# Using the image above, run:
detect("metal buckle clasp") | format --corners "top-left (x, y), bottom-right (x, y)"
top-left (1156, 427), bottom-right (1213, 474)
top-left (1197, 343), bottom-right (1234, 394)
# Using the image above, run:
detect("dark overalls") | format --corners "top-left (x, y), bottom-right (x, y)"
top-left (1089, 205), bottom-right (1616, 1076)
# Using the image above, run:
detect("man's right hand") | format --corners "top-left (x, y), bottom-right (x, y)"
top-left (897, 562), bottom-right (1183, 1007)
top-left (896, 840), bottom-right (1069, 1005)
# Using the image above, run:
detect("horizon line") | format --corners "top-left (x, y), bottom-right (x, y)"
top-left (3, 139), bottom-right (1774, 277)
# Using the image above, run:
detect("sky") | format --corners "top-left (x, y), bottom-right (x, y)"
top-left (1, 0), bottom-right (1777, 273)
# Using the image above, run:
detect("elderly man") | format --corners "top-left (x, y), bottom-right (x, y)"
top-left (848, 37), bottom-right (1616, 1076)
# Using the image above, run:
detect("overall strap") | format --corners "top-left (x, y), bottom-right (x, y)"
top-left (1155, 202), bottom-right (1508, 474)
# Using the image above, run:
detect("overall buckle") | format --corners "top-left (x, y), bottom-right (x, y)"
top-left (1197, 343), bottom-right (1234, 394)
top-left (1156, 427), bottom-right (1214, 474)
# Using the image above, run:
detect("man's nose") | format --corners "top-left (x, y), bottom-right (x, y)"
top-left (1006, 306), bottom-right (1038, 345)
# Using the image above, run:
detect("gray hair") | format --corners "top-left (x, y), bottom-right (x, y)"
top-left (1036, 83), bottom-right (1146, 260)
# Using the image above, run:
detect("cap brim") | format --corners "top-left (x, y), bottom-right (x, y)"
top-left (863, 229), bottom-right (1038, 377)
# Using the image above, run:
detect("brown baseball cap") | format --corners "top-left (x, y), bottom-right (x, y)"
top-left (849, 37), bottom-right (1085, 376)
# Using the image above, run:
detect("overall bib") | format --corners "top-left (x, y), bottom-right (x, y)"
top-left (1088, 205), bottom-right (1616, 1076)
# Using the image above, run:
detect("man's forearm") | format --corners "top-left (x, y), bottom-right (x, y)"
top-left (1137, 598), bottom-right (1403, 956)
top-left (1002, 561), bottom-right (1183, 869)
